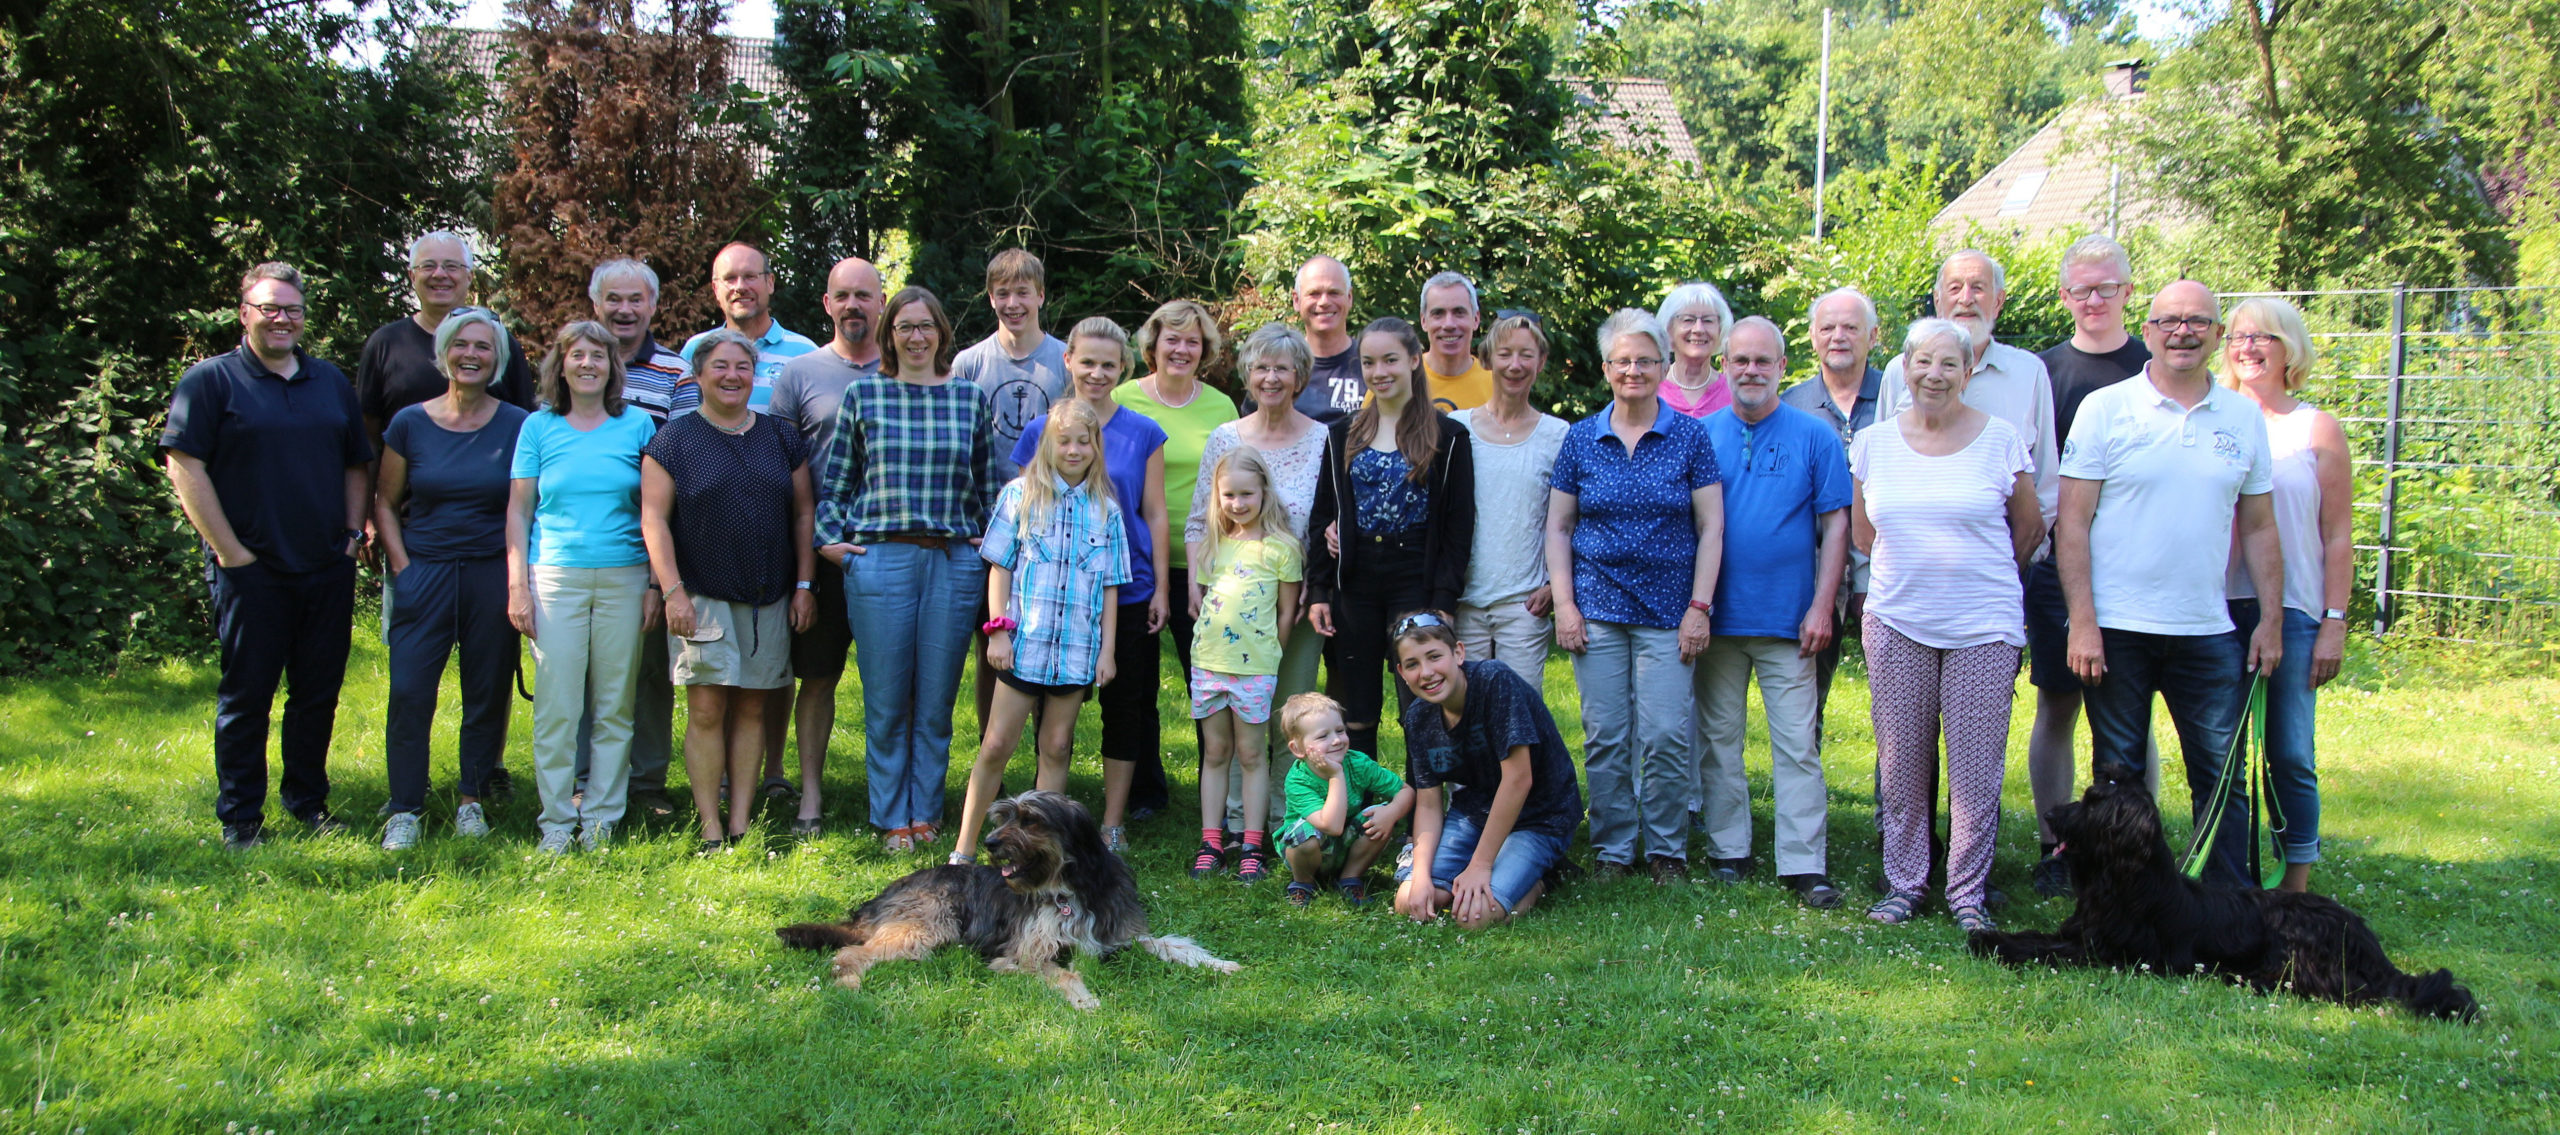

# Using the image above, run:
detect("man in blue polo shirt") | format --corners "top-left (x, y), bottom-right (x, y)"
top-left (1695, 317), bottom-right (1851, 906)
top-left (683, 242), bottom-right (816, 414)
top-left (163, 262), bottom-right (376, 851)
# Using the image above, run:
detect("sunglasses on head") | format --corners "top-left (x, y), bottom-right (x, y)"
top-left (1492, 308), bottom-right (1544, 329)
top-left (1391, 612), bottom-right (1449, 636)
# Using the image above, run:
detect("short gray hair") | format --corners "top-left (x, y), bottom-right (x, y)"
top-left (431, 306), bottom-right (511, 379)
top-left (1417, 271), bottom-right (1479, 317)
top-left (687, 326), bottom-right (760, 371)
top-left (1812, 287), bottom-right (1878, 332)
top-left (1900, 317), bottom-right (1975, 361)
top-left (1236, 322), bottom-right (1313, 394)
top-left (1654, 281), bottom-right (1733, 337)
top-left (1937, 249), bottom-right (2006, 294)
top-left (407, 230), bottom-right (475, 271)
top-left (2059, 233), bottom-right (2132, 279)
top-left (588, 258), bottom-right (661, 305)
top-left (1596, 308), bottom-right (1671, 364)
top-left (1727, 315), bottom-right (1785, 359)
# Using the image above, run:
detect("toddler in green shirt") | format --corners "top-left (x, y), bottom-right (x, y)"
top-left (1276, 692), bottom-right (1416, 907)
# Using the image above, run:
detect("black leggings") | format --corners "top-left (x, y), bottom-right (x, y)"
top-left (1322, 538), bottom-right (1431, 762)
top-left (1095, 598), bottom-right (1171, 812)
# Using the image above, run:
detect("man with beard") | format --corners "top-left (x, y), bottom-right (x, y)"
top-left (1693, 317), bottom-right (1850, 905)
top-left (2057, 280), bottom-right (2285, 889)
top-left (761, 256), bottom-right (887, 833)
top-left (1291, 256), bottom-right (1362, 424)
top-left (684, 242), bottom-right (817, 413)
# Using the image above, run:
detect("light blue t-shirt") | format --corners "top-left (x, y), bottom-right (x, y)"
top-left (684, 320), bottom-right (819, 413)
top-left (510, 408), bottom-right (657, 568)
top-left (1702, 402), bottom-right (1852, 638)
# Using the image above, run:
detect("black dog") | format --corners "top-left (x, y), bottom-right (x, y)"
top-left (777, 790), bottom-right (1236, 1009)
top-left (1969, 764), bottom-right (2477, 1022)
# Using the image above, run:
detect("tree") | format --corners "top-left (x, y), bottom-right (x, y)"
top-left (494, 0), bottom-right (768, 338)
top-left (769, 0), bottom-right (931, 333)
top-left (0, 0), bottom-right (475, 671)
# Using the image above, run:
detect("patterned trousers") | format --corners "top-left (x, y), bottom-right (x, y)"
top-left (1865, 615), bottom-right (2018, 909)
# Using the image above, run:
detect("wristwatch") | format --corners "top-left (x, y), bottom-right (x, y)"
top-left (344, 528), bottom-right (364, 545)
top-left (2322, 608), bottom-right (2347, 622)
top-left (796, 580), bottom-right (814, 591)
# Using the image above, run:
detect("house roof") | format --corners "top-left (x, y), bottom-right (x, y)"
top-left (447, 27), bottom-right (787, 99)
top-left (1561, 77), bottom-right (1701, 172)
top-left (1932, 67), bottom-right (2197, 241)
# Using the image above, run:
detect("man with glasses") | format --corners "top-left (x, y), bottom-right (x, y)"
top-left (1291, 256), bottom-right (1362, 424)
top-left (2056, 280), bottom-right (2286, 889)
top-left (2026, 233), bottom-right (2152, 895)
top-left (1417, 271), bottom-right (1494, 412)
top-left (684, 242), bottom-right (816, 413)
top-left (164, 263), bottom-right (376, 851)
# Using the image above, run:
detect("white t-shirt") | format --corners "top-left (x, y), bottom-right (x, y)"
top-left (1449, 408), bottom-right (1571, 608)
top-left (2226, 401), bottom-right (2327, 616)
top-left (1852, 415), bottom-right (2034, 650)
top-left (2061, 371), bottom-right (2275, 636)
top-left (1879, 338), bottom-right (2059, 532)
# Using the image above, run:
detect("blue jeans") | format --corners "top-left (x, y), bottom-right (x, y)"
top-left (845, 541), bottom-right (985, 831)
top-left (2227, 600), bottom-right (2323, 865)
top-left (2080, 626), bottom-right (2254, 887)
top-left (1427, 810), bottom-right (1569, 913)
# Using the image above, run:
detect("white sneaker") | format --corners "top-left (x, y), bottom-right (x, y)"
top-left (381, 812), bottom-right (422, 851)
top-left (578, 821), bottom-right (613, 850)
top-left (454, 802), bottom-right (490, 838)
top-left (536, 828), bottom-right (574, 856)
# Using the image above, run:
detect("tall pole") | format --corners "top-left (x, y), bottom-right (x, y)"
top-left (1813, 8), bottom-right (1834, 240)
top-left (2375, 282), bottom-right (2409, 635)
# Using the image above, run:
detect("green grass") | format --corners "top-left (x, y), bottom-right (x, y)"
top-left (2, 631), bottom-right (2555, 1133)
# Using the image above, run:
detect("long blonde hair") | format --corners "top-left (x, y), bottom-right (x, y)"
top-left (1016, 398), bottom-right (1116, 530)
top-left (1200, 446), bottom-right (1301, 566)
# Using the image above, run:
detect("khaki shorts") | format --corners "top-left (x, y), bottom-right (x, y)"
top-left (669, 594), bottom-right (794, 690)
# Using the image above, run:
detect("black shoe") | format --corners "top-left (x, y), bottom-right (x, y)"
top-left (1984, 886), bottom-right (2010, 911)
top-left (2032, 852), bottom-right (2073, 898)
top-left (1648, 855), bottom-right (1689, 884)
top-left (223, 824), bottom-right (266, 851)
top-left (484, 767), bottom-right (515, 800)
top-left (301, 812), bottom-right (350, 838)
top-left (761, 776), bottom-right (799, 801)
top-left (1592, 858), bottom-right (1639, 880)
top-left (1783, 873), bottom-right (1844, 909)
top-left (629, 788), bottom-right (679, 819)
top-left (1129, 804), bottom-right (1162, 823)
top-left (1707, 857), bottom-right (1751, 884)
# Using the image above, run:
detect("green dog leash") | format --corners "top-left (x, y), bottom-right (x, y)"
top-left (2181, 673), bottom-right (2286, 887)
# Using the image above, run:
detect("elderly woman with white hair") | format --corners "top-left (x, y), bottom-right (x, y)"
top-left (1851, 318), bottom-right (2042, 930)
top-left (1545, 308), bottom-right (1725, 882)
top-left (373, 306), bottom-right (530, 851)
top-left (2220, 297), bottom-right (2350, 894)
top-left (1654, 281), bottom-right (1736, 419)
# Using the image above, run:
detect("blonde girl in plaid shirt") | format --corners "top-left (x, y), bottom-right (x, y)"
top-left (947, 399), bottom-right (1129, 860)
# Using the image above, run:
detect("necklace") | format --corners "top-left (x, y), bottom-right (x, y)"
top-left (1147, 374), bottom-right (1200, 409)
top-left (1671, 370), bottom-right (1720, 393)
top-left (1473, 405), bottom-right (1535, 444)
top-left (705, 412), bottom-right (754, 435)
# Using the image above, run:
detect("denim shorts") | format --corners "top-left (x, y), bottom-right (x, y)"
top-left (1427, 810), bottom-right (1568, 913)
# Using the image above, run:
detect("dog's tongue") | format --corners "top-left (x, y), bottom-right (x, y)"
top-left (999, 863), bottom-right (1017, 877)
top-left (2053, 841), bottom-right (2068, 854)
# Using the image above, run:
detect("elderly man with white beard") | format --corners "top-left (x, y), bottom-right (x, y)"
top-left (1877, 250), bottom-right (2060, 533)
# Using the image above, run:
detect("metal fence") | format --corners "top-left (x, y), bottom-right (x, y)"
top-left (2227, 284), bottom-right (2560, 644)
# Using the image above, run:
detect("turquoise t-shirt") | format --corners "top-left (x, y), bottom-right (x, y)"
top-left (510, 408), bottom-right (656, 568)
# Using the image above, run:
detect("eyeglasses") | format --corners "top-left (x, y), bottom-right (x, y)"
top-left (1390, 612), bottom-right (1449, 636)
top-left (2147, 315), bottom-right (2218, 333)
top-left (246, 303), bottom-right (306, 319)
top-left (2064, 282), bottom-right (2128, 302)
top-left (1605, 356), bottom-right (1665, 372)
top-left (2226, 332), bottom-right (2280, 348)
top-left (1669, 313), bottom-right (1719, 329)
top-left (892, 322), bottom-right (938, 335)
top-left (411, 260), bottom-right (469, 276)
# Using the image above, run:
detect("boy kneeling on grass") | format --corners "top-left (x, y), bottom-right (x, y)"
top-left (1390, 610), bottom-right (1585, 929)
top-left (1276, 692), bottom-right (1416, 907)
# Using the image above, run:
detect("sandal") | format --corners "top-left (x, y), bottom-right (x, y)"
top-left (1285, 881), bottom-right (1318, 908)
top-left (882, 825), bottom-right (915, 852)
top-left (1866, 890), bottom-right (1924, 924)
top-left (1190, 841), bottom-right (1225, 878)
top-left (1103, 825), bottom-right (1129, 854)
top-left (1335, 876), bottom-right (1370, 906)
top-left (1951, 904), bottom-right (1997, 933)
top-left (1236, 847), bottom-right (1271, 883)
top-left (909, 822), bottom-right (940, 847)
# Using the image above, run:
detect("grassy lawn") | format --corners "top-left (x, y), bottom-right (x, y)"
top-left (1, 631), bottom-right (2554, 1133)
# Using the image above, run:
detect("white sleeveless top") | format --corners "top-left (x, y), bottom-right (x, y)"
top-left (2226, 402), bottom-right (2326, 615)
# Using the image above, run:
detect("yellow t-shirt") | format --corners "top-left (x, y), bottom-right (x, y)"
top-left (1422, 358), bottom-right (1495, 412)
top-left (1190, 533), bottom-right (1304, 676)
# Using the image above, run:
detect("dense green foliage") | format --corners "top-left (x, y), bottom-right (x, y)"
top-left (0, 636), bottom-right (2552, 1129)
top-left (0, 0), bottom-right (476, 673)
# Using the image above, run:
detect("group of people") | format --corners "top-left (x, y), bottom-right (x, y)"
top-left (164, 230), bottom-right (2350, 932)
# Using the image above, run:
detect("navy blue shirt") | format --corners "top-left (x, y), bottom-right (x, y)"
top-left (1401, 659), bottom-right (1584, 842)
top-left (355, 316), bottom-right (538, 426)
top-left (1778, 366), bottom-right (1883, 450)
top-left (382, 402), bottom-right (527, 562)
top-left (1349, 447), bottom-right (1428, 534)
top-left (1703, 403), bottom-right (1853, 638)
top-left (162, 345), bottom-right (375, 573)
top-left (1549, 400), bottom-right (1723, 629)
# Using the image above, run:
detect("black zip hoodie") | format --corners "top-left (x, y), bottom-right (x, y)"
top-left (1304, 413), bottom-right (1476, 612)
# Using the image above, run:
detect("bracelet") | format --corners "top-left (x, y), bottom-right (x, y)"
top-left (981, 616), bottom-right (1018, 635)
top-left (796, 580), bottom-right (813, 591)
top-left (1688, 600), bottom-right (1714, 616)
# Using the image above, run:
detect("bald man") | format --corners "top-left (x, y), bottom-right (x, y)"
top-left (761, 256), bottom-right (888, 831)
top-left (2055, 279), bottom-right (2285, 889)
top-left (684, 242), bottom-right (817, 414)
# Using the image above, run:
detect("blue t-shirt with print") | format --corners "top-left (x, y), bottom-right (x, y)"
top-left (1703, 403), bottom-right (1852, 638)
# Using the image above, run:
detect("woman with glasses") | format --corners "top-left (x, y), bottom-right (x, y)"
top-left (2220, 297), bottom-right (2350, 894)
top-left (1654, 282), bottom-right (1735, 419)
top-left (1305, 317), bottom-right (1476, 764)
top-left (813, 287), bottom-right (1000, 852)
top-left (1447, 311), bottom-right (1570, 674)
top-left (1545, 308), bottom-right (1724, 882)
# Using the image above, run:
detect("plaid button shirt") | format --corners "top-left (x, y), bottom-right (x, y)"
top-left (812, 372), bottom-right (1000, 545)
top-left (979, 479), bottom-right (1131, 686)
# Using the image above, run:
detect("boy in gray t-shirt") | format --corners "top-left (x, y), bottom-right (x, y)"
top-left (950, 250), bottom-right (1070, 482)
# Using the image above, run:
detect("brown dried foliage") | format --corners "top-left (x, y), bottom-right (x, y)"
top-left (493, 0), bottom-right (763, 337)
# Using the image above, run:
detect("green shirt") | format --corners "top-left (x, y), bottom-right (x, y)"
top-left (1113, 377), bottom-right (1238, 570)
top-left (1281, 750), bottom-right (1406, 834)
